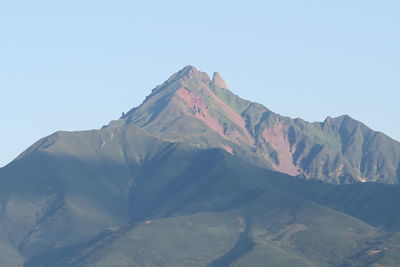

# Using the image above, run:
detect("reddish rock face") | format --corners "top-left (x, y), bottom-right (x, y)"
top-left (176, 87), bottom-right (227, 139)
top-left (262, 122), bottom-right (299, 176)
top-left (176, 86), bottom-right (253, 145)
top-left (206, 87), bottom-right (254, 145)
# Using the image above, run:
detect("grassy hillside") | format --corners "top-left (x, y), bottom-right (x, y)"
top-left (0, 125), bottom-right (398, 266)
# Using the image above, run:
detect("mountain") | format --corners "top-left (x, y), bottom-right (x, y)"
top-left (115, 65), bottom-right (400, 184)
top-left (0, 65), bottom-right (400, 266)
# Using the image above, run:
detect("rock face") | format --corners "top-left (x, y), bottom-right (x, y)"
top-left (211, 72), bottom-right (228, 89)
top-left (119, 65), bottom-right (400, 184)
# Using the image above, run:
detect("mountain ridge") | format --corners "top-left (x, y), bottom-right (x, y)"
top-left (8, 65), bottom-right (400, 185)
top-left (105, 65), bottom-right (400, 184)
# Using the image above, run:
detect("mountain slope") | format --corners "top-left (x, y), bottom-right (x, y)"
top-left (1, 65), bottom-right (400, 266)
top-left (0, 124), bottom-right (399, 266)
top-left (0, 125), bottom-right (175, 264)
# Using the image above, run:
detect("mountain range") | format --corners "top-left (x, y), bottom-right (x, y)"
top-left (1, 66), bottom-right (400, 266)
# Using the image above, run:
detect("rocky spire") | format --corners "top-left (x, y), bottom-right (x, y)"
top-left (211, 72), bottom-right (228, 89)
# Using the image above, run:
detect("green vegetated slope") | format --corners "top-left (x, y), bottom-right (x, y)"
top-left (1, 65), bottom-right (400, 266)
top-left (0, 125), bottom-right (178, 266)
top-left (0, 125), bottom-right (399, 266)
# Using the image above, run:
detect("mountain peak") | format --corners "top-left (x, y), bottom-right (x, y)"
top-left (165, 65), bottom-right (210, 85)
top-left (179, 65), bottom-right (199, 75)
top-left (212, 72), bottom-right (228, 89)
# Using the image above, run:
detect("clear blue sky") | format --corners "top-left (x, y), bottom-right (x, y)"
top-left (1, 1), bottom-right (399, 167)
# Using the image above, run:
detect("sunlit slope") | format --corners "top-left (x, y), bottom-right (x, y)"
top-left (120, 66), bottom-right (400, 184)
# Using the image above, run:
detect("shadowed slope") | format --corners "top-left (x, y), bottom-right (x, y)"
top-left (18, 146), bottom-right (400, 267)
top-left (0, 125), bottom-right (176, 263)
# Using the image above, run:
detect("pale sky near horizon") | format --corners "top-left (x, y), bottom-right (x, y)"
top-left (1, 1), bottom-right (399, 167)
